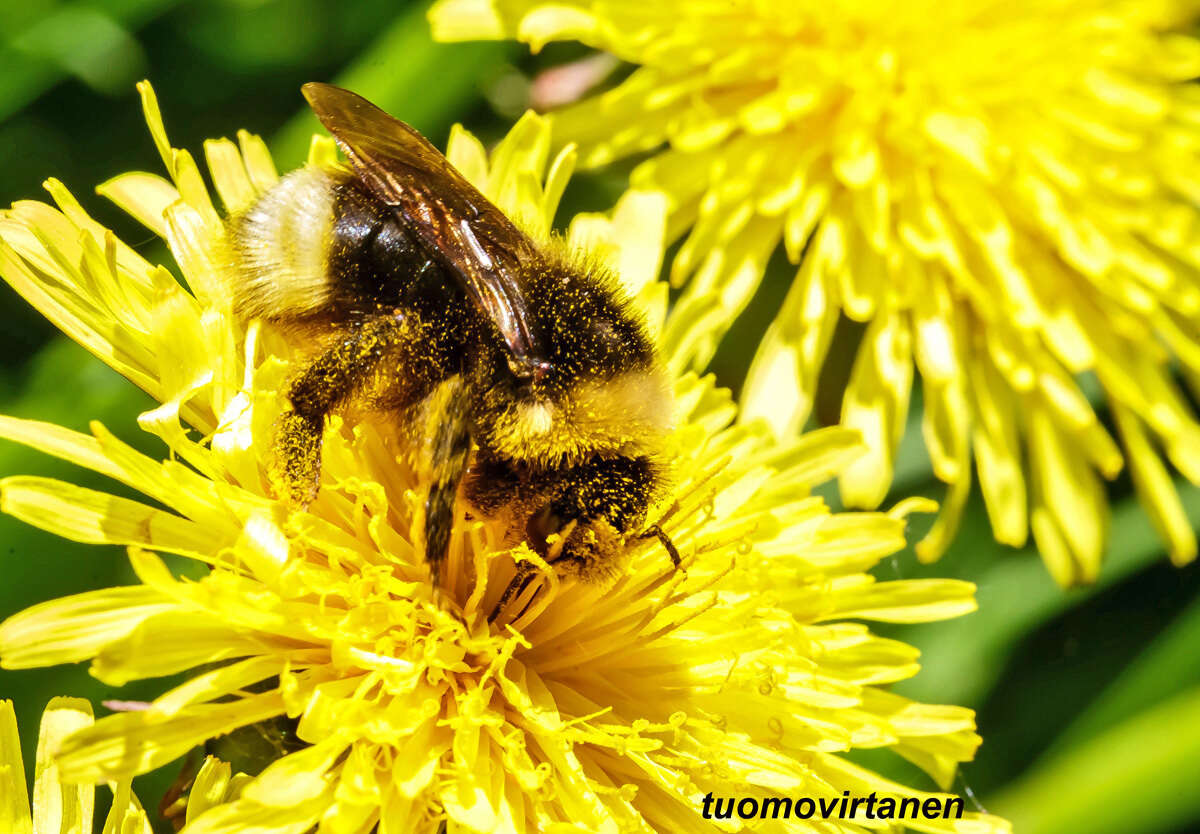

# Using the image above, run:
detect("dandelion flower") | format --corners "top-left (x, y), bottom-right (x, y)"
top-left (430, 0), bottom-right (1200, 584)
top-left (0, 83), bottom-right (1009, 832)
top-left (0, 697), bottom-right (242, 832)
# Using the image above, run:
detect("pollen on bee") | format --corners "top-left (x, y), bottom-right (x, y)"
top-left (517, 401), bottom-right (557, 435)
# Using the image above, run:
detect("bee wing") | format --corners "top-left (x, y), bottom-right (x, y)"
top-left (302, 82), bottom-right (546, 370)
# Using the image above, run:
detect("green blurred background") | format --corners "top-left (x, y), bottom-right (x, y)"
top-left (1, 1), bottom-right (1199, 832)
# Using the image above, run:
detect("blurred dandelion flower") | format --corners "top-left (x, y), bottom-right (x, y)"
top-left (431, 0), bottom-right (1200, 584)
top-left (0, 83), bottom-right (1008, 832)
top-left (0, 697), bottom-right (242, 832)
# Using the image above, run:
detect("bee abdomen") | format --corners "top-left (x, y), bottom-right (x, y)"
top-left (228, 166), bottom-right (340, 322)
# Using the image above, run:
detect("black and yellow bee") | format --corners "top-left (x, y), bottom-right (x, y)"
top-left (227, 84), bottom-right (677, 612)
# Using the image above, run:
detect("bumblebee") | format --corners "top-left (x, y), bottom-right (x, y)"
top-left (228, 84), bottom-right (676, 610)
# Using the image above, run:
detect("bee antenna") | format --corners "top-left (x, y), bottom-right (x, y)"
top-left (639, 523), bottom-right (681, 570)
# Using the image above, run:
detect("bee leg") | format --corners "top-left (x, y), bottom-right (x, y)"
top-left (418, 377), bottom-right (471, 579)
top-left (489, 562), bottom-right (538, 622)
top-left (274, 313), bottom-right (408, 507)
top-left (273, 411), bottom-right (324, 507)
top-left (638, 523), bottom-right (681, 570)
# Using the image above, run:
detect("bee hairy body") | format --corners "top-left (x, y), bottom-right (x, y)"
top-left (226, 85), bottom-right (675, 608)
top-left (233, 166), bottom-right (481, 401)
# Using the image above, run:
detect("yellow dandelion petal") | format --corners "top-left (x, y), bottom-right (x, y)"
top-left (0, 700), bottom-right (33, 834)
top-left (0, 85), bottom-right (1009, 832)
top-left (433, 0), bottom-right (1200, 580)
top-left (0, 586), bottom-right (176, 669)
top-left (54, 693), bottom-right (287, 784)
top-left (1, 698), bottom-right (240, 833)
top-left (31, 698), bottom-right (94, 834)
top-left (182, 756), bottom-right (250, 825)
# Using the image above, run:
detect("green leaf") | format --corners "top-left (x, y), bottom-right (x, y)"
top-left (1047, 592), bottom-right (1200, 756)
top-left (270, 1), bottom-right (513, 168)
top-left (992, 686), bottom-right (1200, 834)
top-left (893, 480), bottom-right (1200, 708)
top-left (0, 0), bottom-right (179, 121)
